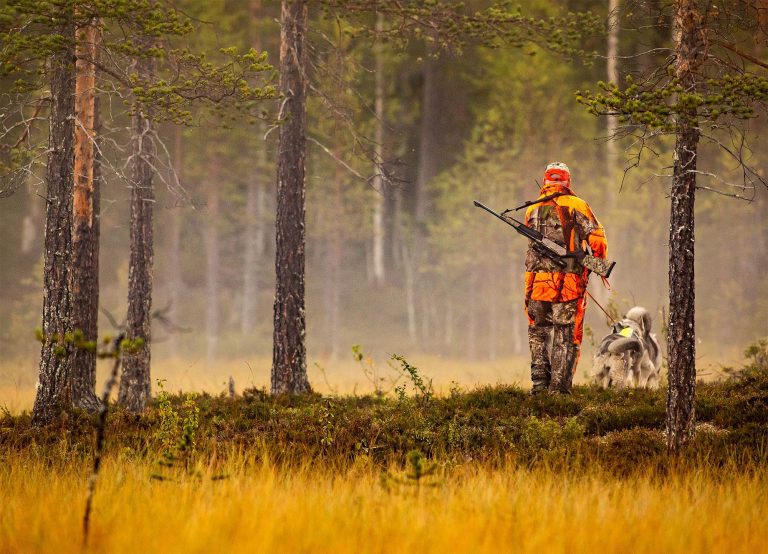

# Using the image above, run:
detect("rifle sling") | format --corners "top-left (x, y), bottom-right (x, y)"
top-left (514, 191), bottom-right (571, 211)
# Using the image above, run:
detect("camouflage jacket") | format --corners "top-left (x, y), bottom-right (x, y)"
top-left (523, 183), bottom-right (608, 302)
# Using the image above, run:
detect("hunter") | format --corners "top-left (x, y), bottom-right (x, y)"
top-left (524, 162), bottom-right (608, 394)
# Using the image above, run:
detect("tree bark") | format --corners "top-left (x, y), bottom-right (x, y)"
top-left (118, 54), bottom-right (156, 412)
top-left (667, 0), bottom-right (705, 452)
top-left (71, 19), bottom-right (101, 411)
top-left (32, 16), bottom-right (76, 424)
top-left (272, 0), bottom-right (311, 394)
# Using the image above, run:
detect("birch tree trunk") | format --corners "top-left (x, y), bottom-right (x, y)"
top-left (272, 0), bottom-right (311, 394)
top-left (371, 12), bottom-right (386, 287)
top-left (118, 54), bottom-right (156, 412)
top-left (32, 15), bottom-right (76, 424)
top-left (71, 19), bottom-right (101, 411)
top-left (667, 0), bottom-right (705, 452)
top-left (415, 49), bottom-right (439, 222)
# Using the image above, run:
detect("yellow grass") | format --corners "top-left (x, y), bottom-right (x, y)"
top-left (0, 354), bottom-right (533, 413)
top-left (1, 343), bottom-right (741, 414)
top-left (2, 451), bottom-right (766, 554)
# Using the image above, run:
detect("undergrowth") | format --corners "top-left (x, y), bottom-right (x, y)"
top-left (1, 345), bottom-right (767, 476)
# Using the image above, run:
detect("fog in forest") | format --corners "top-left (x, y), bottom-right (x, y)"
top-left (1, 1), bottom-right (767, 408)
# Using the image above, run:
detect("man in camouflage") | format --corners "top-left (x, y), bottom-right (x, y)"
top-left (524, 162), bottom-right (609, 394)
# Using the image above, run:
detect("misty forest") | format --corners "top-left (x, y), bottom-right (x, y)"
top-left (1, 1), bottom-right (768, 553)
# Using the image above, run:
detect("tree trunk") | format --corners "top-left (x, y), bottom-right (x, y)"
top-left (488, 271), bottom-right (499, 361)
top-left (324, 236), bottom-right (341, 360)
top-left (444, 297), bottom-right (454, 353)
top-left (32, 16), bottom-right (76, 424)
top-left (21, 185), bottom-right (42, 254)
top-left (667, 0), bottom-right (705, 452)
top-left (403, 243), bottom-right (417, 343)
top-left (372, 12), bottom-right (386, 287)
top-left (242, 0), bottom-right (266, 336)
top-left (71, 19), bottom-right (101, 411)
top-left (272, 0), bottom-right (311, 394)
top-left (241, 160), bottom-right (262, 335)
top-left (166, 126), bottom-right (183, 357)
top-left (415, 48), bottom-right (440, 222)
top-left (467, 268), bottom-right (479, 361)
top-left (325, 150), bottom-right (344, 360)
top-left (408, 44), bottom-right (442, 350)
top-left (606, 0), bottom-right (619, 180)
top-left (205, 150), bottom-right (220, 367)
top-left (118, 55), bottom-right (156, 412)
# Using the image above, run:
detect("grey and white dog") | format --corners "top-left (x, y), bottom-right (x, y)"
top-left (592, 307), bottom-right (662, 389)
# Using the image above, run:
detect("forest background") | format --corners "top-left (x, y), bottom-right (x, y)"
top-left (1, 0), bottom-right (766, 409)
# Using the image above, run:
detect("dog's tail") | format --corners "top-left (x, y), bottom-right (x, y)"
top-left (608, 337), bottom-right (642, 354)
top-left (625, 306), bottom-right (652, 337)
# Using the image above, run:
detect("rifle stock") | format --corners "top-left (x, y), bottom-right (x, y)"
top-left (580, 254), bottom-right (616, 279)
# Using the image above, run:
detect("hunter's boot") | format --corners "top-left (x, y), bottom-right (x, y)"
top-left (549, 325), bottom-right (579, 394)
top-left (528, 325), bottom-right (551, 394)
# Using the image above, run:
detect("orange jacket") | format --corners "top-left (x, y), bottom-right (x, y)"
top-left (523, 183), bottom-right (608, 303)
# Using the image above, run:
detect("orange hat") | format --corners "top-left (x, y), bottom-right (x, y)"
top-left (544, 162), bottom-right (571, 187)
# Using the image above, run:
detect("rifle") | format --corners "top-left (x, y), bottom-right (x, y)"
top-left (473, 199), bottom-right (616, 279)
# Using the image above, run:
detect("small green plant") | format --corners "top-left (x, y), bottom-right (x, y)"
top-left (352, 344), bottom-right (389, 397)
top-left (318, 400), bottom-right (336, 448)
top-left (380, 449), bottom-right (440, 493)
top-left (391, 354), bottom-right (432, 401)
top-left (521, 416), bottom-right (585, 450)
top-left (152, 380), bottom-right (200, 480)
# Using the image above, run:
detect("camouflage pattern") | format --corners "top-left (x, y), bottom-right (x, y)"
top-left (525, 192), bottom-right (609, 277)
top-left (525, 204), bottom-right (577, 273)
top-left (526, 299), bottom-right (581, 394)
top-left (581, 255), bottom-right (615, 278)
top-left (523, 182), bottom-right (608, 393)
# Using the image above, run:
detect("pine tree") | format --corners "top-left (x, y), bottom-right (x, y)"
top-left (272, 0), bottom-right (312, 394)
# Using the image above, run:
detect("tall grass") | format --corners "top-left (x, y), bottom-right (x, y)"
top-left (1, 450), bottom-right (766, 554)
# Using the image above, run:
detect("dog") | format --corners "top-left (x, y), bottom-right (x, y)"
top-left (592, 306), bottom-right (662, 389)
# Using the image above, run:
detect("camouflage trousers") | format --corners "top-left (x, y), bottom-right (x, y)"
top-left (526, 298), bottom-right (583, 394)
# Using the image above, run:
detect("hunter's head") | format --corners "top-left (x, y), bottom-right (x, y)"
top-left (543, 162), bottom-right (571, 189)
